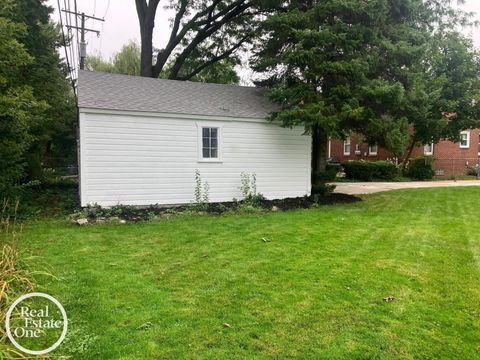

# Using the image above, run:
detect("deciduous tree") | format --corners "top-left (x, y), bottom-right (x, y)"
top-left (135, 0), bottom-right (273, 79)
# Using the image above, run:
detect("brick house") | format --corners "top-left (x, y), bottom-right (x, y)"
top-left (329, 129), bottom-right (480, 177)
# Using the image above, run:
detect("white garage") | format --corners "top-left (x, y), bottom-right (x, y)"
top-left (77, 70), bottom-right (311, 207)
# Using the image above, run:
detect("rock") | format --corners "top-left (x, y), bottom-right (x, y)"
top-left (76, 218), bottom-right (89, 225)
top-left (119, 219), bottom-right (127, 224)
top-left (271, 206), bottom-right (279, 212)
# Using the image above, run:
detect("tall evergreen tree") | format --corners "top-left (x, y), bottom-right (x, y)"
top-left (252, 0), bottom-right (480, 175)
top-left (0, 0), bottom-right (46, 196)
top-left (14, 0), bottom-right (77, 180)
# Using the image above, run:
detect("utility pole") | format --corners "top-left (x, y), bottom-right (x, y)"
top-left (62, 9), bottom-right (104, 70)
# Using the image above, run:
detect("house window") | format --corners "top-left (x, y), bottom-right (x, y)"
top-left (202, 127), bottom-right (219, 158)
top-left (355, 144), bottom-right (361, 155)
top-left (343, 137), bottom-right (351, 156)
top-left (424, 143), bottom-right (434, 155)
top-left (368, 143), bottom-right (378, 156)
top-left (460, 131), bottom-right (470, 148)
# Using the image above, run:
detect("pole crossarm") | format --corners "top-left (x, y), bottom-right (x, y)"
top-left (66, 25), bottom-right (100, 35)
top-left (61, 9), bottom-right (105, 22)
top-left (60, 9), bottom-right (104, 70)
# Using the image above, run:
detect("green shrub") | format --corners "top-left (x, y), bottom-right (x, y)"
top-left (342, 161), bottom-right (398, 181)
top-left (311, 183), bottom-right (336, 196)
top-left (313, 164), bottom-right (341, 182)
top-left (405, 157), bottom-right (434, 180)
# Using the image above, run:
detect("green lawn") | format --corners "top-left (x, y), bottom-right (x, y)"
top-left (20, 188), bottom-right (480, 359)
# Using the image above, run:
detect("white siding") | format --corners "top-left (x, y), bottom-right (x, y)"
top-left (79, 110), bottom-right (311, 206)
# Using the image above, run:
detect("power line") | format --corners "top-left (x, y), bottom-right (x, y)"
top-left (56, 0), bottom-right (76, 93)
top-left (61, 9), bottom-right (104, 70)
top-left (99, 0), bottom-right (110, 53)
top-left (64, 0), bottom-right (77, 76)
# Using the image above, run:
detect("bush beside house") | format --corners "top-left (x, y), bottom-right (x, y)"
top-left (405, 157), bottom-right (435, 180)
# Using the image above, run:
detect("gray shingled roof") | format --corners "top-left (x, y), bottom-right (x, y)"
top-left (77, 70), bottom-right (278, 119)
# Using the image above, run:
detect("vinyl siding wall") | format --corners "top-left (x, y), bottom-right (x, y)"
top-left (79, 109), bottom-right (311, 206)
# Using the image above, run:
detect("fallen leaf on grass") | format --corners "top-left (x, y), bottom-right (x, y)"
top-left (136, 322), bottom-right (153, 331)
top-left (262, 237), bottom-right (272, 243)
top-left (383, 296), bottom-right (396, 302)
top-left (223, 323), bottom-right (232, 328)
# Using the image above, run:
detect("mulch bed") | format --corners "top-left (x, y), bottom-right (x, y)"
top-left (79, 193), bottom-right (361, 223)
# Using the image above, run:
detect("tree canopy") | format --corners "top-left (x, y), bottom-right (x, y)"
top-left (87, 40), bottom-right (240, 84)
top-left (135, 0), bottom-right (275, 79)
top-left (252, 0), bottom-right (480, 173)
top-left (0, 0), bottom-right (76, 197)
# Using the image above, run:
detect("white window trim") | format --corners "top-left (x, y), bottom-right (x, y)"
top-left (343, 137), bottom-right (351, 156)
top-left (368, 143), bottom-right (378, 156)
top-left (424, 143), bottom-right (434, 155)
top-left (196, 123), bottom-right (223, 163)
top-left (460, 131), bottom-right (470, 149)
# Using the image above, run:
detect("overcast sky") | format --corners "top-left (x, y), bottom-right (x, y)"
top-left (47, 0), bottom-right (480, 82)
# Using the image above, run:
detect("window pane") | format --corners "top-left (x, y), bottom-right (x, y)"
top-left (210, 128), bottom-right (218, 139)
top-left (203, 148), bottom-right (210, 158)
top-left (211, 138), bottom-right (218, 148)
top-left (203, 137), bottom-right (210, 148)
top-left (202, 128), bottom-right (210, 138)
top-left (344, 144), bottom-right (350, 153)
top-left (211, 148), bottom-right (218, 158)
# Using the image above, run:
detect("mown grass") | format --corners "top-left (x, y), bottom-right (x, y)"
top-left (18, 188), bottom-right (480, 359)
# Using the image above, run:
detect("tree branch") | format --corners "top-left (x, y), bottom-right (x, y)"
top-left (177, 35), bottom-right (250, 81)
top-left (168, 3), bottom-right (253, 79)
top-left (153, 0), bottom-right (251, 77)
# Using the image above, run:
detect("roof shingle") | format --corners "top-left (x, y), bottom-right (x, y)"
top-left (77, 70), bottom-right (278, 119)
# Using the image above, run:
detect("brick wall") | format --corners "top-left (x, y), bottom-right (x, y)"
top-left (330, 129), bottom-right (480, 177)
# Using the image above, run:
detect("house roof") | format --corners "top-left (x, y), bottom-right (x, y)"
top-left (77, 70), bottom-right (278, 119)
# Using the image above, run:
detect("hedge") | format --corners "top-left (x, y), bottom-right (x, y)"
top-left (405, 156), bottom-right (434, 180)
top-left (342, 160), bottom-right (398, 181)
top-left (312, 163), bottom-right (341, 182)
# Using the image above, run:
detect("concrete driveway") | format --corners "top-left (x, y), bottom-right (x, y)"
top-left (331, 180), bottom-right (480, 195)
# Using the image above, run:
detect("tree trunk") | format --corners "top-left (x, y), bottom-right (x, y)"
top-left (401, 138), bottom-right (417, 170)
top-left (139, 21), bottom-right (154, 77)
top-left (136, 1), bottom-right (159, 77)
top-left (312, 126), bottom-right (328, 175)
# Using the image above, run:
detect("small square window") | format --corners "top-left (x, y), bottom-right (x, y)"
top-left (460, 131), bottom-right (470, 148)
top-left (369, 143), bottom-right (378, 156)
top-left (201, 127), bottom-right (220, 159)
top-left (424, 143), bottom-right (433, 155)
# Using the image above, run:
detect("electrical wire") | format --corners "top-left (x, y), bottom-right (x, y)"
top-left (99, 0), bottom-right (110, 54)
top-left (56, 0), bottom-right (76, 93)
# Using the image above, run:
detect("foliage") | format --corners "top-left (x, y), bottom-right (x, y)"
top-left (239, 172), bottom-right (265, 207)
top-left (252, 0), bottom-right (479, 174)
top-left (313, 164), bottom-right (340, 182)
top-left (342, 161), bottom-right (399, 181)
top-left (86, 41), bottom-right (141, 76)
top-left (311, 183), bottom-right (336, 197)
top-left (0, 201), bottom-right (33, 359)
top-left (135, 0), bottom-right (275, 78)
top-left (0, 0), bottom-right (45, 199)
top-left (20, 188), bottom-right (480, 358)
top-left (0, 0), bottom-right (76, 200)
top-left (192, 169), bottom-right (210, 211)
top-left (405, 157), bottom-right (435, 180)
top-left (88, 40), bottom-right (241, 84)
top-left (13, 0), bottom-right (77, 180)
